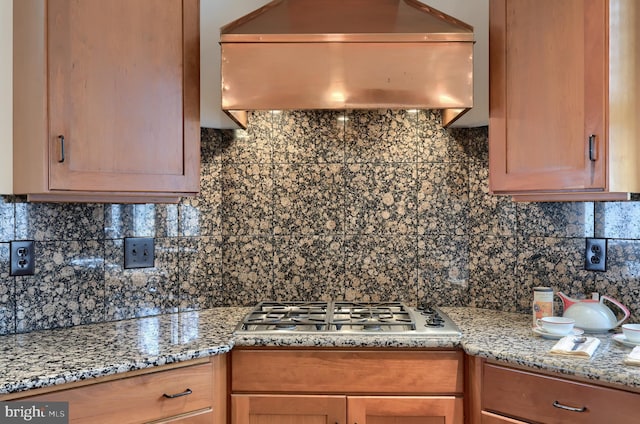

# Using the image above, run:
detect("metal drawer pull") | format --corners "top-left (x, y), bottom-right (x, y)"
top-left (162, 388), bottom-right (192, 399)
top-left (553, 400), bottom-right (587, 413)
top-left (588, 134), bottom-right (597, 161)
top-left (58, 135), bottom-right (65, 163)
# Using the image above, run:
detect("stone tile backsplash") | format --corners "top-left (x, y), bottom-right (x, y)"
top-left (1, 110), bottom-right (639, 334)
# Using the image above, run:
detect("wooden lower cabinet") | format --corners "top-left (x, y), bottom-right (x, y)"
top-left (480, 411), bottom-right (527, 424)
top-left (349, 396), bottom-right (463, 424)
top-left (3, 355), bottom-right (227, 424)
top-left (232, 394), bottom-right (345, 424)
top-left (230, 349), bottom-right (464, 424)
top-left (467, 356), bottom-right (640, 424)
top-left (232, 394), bottom-right (462, 424)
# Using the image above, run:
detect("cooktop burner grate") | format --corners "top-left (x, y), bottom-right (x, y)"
top-left (236, 301), bottom-right (461, 336)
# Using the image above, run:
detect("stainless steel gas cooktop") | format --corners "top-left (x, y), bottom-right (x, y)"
top-left (234, 301), bottom-right (461, 337)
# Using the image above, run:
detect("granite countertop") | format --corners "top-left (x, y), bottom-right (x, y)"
top-left (1, 306), bottom-right (640, 396)
top-left (0, 307), bottom-right (250, 395)
top-left (444, 307), bottom-right (640, 391)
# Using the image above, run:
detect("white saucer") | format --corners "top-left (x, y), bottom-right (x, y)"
top-left (613, 334), bottom-right (640, 348)
top-left (532, 327), bottom-right (584, 340)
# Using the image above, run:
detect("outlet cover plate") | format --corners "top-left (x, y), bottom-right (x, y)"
top-left (10, 240), bottom-right (35, 276)
top-left (124, 237), bottom-right (155, 269)
top-left (585, 238), bottom-right (606, 272)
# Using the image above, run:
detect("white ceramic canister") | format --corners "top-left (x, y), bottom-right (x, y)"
top-left (533, 286), bottom-right (554, 326)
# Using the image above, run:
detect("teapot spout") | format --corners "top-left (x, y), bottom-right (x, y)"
top-left (556, 292), bottom-right (577, 309)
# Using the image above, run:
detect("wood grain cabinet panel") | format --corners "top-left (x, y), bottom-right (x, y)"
top-left (480, 411), bottom-right (527, 424)
top-left (482, 362), bottom-right (640, 424)
top-left (12, 0), bottom-right (200, 203)
top-left (25, 362), bottom-right (213, 424)
top-left (3, 356), bottom-right (228, 424)
top-left (231, 349), bottom-right (463, 394)
top-left (489, 0), bottom-right (640, 201)
top-left (349, 396), bottom-right (463, 424)
top-left (232, 394), bottom-right (346, 424)
top-left (231, 349), bottom-right (464, 424)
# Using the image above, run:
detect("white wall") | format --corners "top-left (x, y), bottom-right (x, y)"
top-left (200, 0), bottom-right (271, 129)
top-left (422, 0), bottom-right (489, 127)
top-left (0, 0), bottom-right (12, 193)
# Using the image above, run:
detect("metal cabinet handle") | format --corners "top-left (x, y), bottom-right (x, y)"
top-left (553, 400), bottom-right (587, 413)
top-left (588, 134), bottom-right (597, 161)
top-left (162, 388), bottom-right (192, 399)
top-left (57, 135), bottom-right (65, 163)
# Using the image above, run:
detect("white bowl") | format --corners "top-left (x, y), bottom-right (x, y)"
top-left (536, 316), bottom-right (575, 335)
top-left (622, 324), bottom-right (640, 343)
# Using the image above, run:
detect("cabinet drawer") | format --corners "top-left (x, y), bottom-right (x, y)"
top-left (483, 363), bottom-right (640, 424)
top-left (232, 349), bottom-right (463, 394)
top-left (27, 362), bottom-right (213, 424)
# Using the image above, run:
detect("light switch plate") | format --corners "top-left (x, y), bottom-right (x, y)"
top-left (124, 237), bottom-right (154, 269)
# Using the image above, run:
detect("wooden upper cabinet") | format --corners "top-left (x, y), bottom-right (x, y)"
top-left (13, 0), bottom-right (200, 203)
top-left (488, 0), bottom-right (640, 201)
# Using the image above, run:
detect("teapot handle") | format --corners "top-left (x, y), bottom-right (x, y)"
top-left (601, 295), bottom-right (630, 328)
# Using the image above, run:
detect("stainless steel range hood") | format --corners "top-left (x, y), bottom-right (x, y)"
top-left (220, 0), bottom-right (474, 128)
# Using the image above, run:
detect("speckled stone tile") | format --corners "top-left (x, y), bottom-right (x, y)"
top-left (517, 202), bottom-right (594, 238)
top-left (200, 127), bottom-right (223, 164)
top-left (220, 111), bottom-right (272, 164)
top-left (345, 110), bottom-right (417, 163)
top-left (273, 163), bottom-right (344, 235)
top-left (450, 126), bottom-right (489, 164)
top-left (594, 239), bottom-right (640, 323)
top-left (272, 110), bottom-right (345, 164)
top-left (418, 235), bottom-right (469, 306)
top-left (105, 238), bottom-right (179, 321)
top-left (341, 235), bottom-right (417, 303)
top-left (0, 243), bottom-right (15, 335)
top-left (179, 162), bottom-right (222, 237)
top-left (220, 164), bottom-right (273, 236)
top-left (594, 202), bottom-right (640, 239)
top-left (417, 162), bottom-right (468, 236)
top-left (104, 203), bottom-right (179, 239)
top-left (515, 236), bottom-right (596, 314)
top-left (468, 160), bottom-right (516, 236)
top-left (273, 235), bottom-right (343, 301)
top-left (345, 163), bottom-right (417, 235)
top-left (0, 201), bottom-right (14, 242)
top-left (15, 241), bottom-right (104, 333)
top-left (417, 110), bottom-right (465, 163)
top-left (15, 203), bottom-right (103, 241)
top-left (178, 236), bottom-right (223, 311)
top-left (221, 236), bottom-right (273, 306)
top-left (468, 235), bottom-right (518, 312)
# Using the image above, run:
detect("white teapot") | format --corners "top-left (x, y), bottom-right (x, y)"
top-left (557, 292), bottom-right (630, 332)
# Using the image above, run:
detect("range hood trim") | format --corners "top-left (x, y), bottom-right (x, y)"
top-left (225, 108), bottom-right (470, 129)
top-left (221, 33), bottom-right (474, 43)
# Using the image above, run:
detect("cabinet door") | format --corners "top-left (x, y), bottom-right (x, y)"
top-left (155, 410), bottom-right (214, 424)
top-left (232, 394), bottom-right (346, 424)
top-left (348, 396), bottom-right (463, 424)
top-left (489, 0), bottom-right (606, 193)
top-left (47, 0), bottom-right (199, 194)
top-left (480, 411), bottom-right (527, 424)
